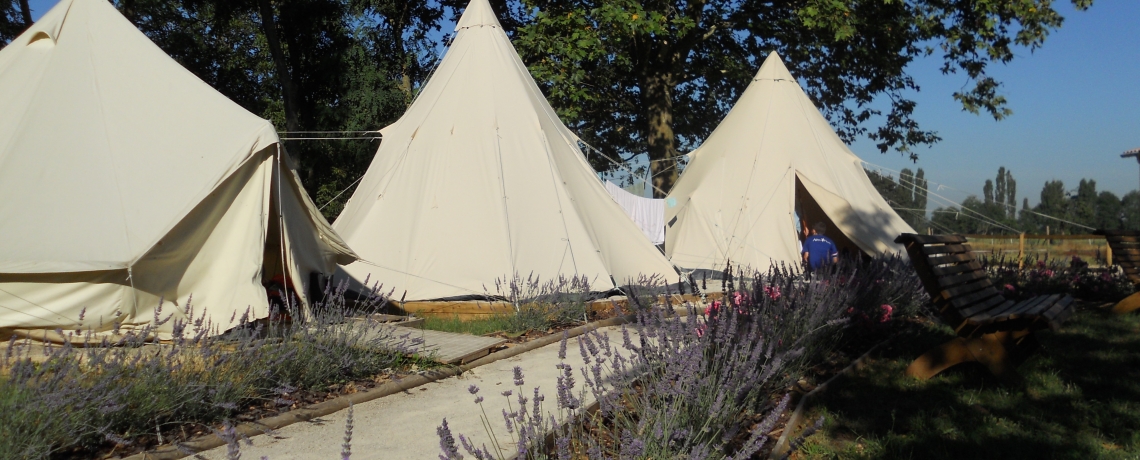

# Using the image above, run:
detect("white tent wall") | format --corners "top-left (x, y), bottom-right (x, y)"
top-left (0, 151), bottom-right (274, 338)
top-left (665, 53), bottom-right (914, 271)
top-left (277, 156), bottom-right (356, 309)
top-left (333, 0), bottom-right (677, 301)
top-left (0, 0), bottom-right (357, 338)
top-left (0, 147), bottom-right (351, 340)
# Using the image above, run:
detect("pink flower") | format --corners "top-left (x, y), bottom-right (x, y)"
top-left (879, 304), bottom-right (893, 323)
top-left (1003, 284), bottom-right (1015, 292)
top-left (733, 292), bottom-right (745, 306)
top-left (763, 285), bottom-right (782, 300)
top-left (705, 300), bottom-right (722, 316)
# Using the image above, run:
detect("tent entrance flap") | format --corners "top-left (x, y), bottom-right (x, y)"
top-left (795, 173), bottom-right (871, 259)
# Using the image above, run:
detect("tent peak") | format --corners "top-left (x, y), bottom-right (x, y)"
top-left (752, 51), bottom-right (796, 82)
top-left (455, 0), bottom-right (502, 31)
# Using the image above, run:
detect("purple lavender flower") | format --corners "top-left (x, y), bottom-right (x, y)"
top-left (558, 331), bottom-right (568, 359)
top-left (436, 418), bottom-right (462, 460)
top-left (342, 403), bottom-right (354, 460)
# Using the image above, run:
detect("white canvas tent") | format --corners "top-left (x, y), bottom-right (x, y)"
top-left (0, 0), bottom-right (357, 339)
top-left (665, 53), bottom-right (914, 271)
top-left (332, 0), bottom-right (678, 301)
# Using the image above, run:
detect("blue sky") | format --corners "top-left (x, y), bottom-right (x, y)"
top-left (847, 1), bottom-right (1140, 208)
top-left (27, 0), bottom-right (1140, 207)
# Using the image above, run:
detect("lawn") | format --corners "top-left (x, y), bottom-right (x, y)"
top-left (420, 314), bottom-right (515, 336)
top-left (796, 303), bottom-right (1140, 459)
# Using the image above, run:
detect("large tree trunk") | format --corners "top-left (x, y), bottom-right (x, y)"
top-left (18, 0), bottom-right (32, 26)
top-left (392, 2), bottom-right (412, 105)
top-left (257, 0), bottom-right (301, 133)
top-left (641, 72), bottom-right (679, 198)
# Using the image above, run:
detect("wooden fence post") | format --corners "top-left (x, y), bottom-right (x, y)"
top-left (1107, 243), bottom-right (1113, 267)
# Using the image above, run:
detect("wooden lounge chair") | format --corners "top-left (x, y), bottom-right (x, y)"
top-left (1094, 229), bottom-right (1140, 314)
top-left (895, 234), bottom-right (1075, 380)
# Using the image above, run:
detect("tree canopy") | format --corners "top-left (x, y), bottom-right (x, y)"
top-left (0, 0), bottom-right (1097, 208)
top-left (507, 0), bottom-right (1093, 196)
top-left (0, 1), bottom-right (31, 43)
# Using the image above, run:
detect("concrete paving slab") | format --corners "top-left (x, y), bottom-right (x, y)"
top-left (197, 325), bottom-right (635, 460)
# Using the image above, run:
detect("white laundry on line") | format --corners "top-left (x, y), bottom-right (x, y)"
top-left (604, 181), bottom-right (665, 245)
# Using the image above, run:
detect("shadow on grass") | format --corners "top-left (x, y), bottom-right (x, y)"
top-left (800, 304), bottom-right (1140, 459)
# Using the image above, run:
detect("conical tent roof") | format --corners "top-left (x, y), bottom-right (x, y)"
top-left (665, 53), bottom-right (914, 271)
top-left (0, 0), bottom-right (355, 336)
top-left (333, 0), bottom-right (677, 300)
top-left (0, 0), bottom-right (282, 272)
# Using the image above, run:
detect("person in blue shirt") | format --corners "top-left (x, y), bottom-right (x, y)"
top-left (801, 222), bottom-right (838, 271)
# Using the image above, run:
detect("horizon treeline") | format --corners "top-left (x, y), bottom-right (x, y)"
top-left (870, 167), bottom-right (1140, 235)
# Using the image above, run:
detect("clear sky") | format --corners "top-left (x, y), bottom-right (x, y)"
top-left (25, 0), bottom-right (1140, 208)
top-left (848, 1), bottom-right (1140, 208)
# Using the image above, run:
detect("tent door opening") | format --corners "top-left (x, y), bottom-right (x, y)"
top-left (795, 176), bottom-right (866, 261)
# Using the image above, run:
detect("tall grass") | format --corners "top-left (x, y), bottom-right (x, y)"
top-left (0, 284), bottom-right (417, 458)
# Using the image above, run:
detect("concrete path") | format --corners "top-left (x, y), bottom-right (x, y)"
top-left (198, 325), bottom-right (633, 459)
top-left (375, 324), bottom-right (507, 364)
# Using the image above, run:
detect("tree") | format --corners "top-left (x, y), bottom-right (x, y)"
top-left (1070, 178), bottom-right (1097, 228)
top-left (914, 169), bottom-right (929, 222)
top-left (1035, 179), bottom-right (1068, 233)
top-left (1019, 197), bottom-right (1036, 230)
top-left (866, 167), bottom-right (928, 233)
top-left (1005, 170), bottom-right (1017, 219)
top-left (508, 0), bottom-right (1092, 196)
top-left (1, 0), bottom-right (32, 44)
top-left (117, 0), bottom-right (431, 218)
top-left (354, 0), bottom-right (446, 105)
top-left (1122, 191), bottom-right (1140, 231)
top-left (931, 196), bottom-right (996, 234)
top-left (1095, 190), bottom-right (1122, 230)
top-left (975, 167), bottom-right (1016, 230)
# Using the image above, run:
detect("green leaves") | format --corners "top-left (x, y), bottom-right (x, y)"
top-left (512, 0), bottom-right (1092, 170)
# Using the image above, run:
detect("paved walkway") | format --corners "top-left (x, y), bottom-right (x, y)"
top-left (198, 325), bottom-right (634, 459)
top-left (377, 325), bottom-right (507, 364)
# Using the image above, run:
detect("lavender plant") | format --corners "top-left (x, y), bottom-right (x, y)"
top-left (489, 273), bottom-right (598, 333)
top-left (437, 257), bottom-right (923, 459)
top-left (0, 281), bottom-right (418, 458)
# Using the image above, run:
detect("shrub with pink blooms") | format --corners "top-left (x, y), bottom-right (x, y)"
top-left (983, 255), bottom-right (1134, 302)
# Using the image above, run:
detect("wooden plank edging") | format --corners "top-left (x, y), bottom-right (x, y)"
top-left (126, 314), bottom-right (643, 460)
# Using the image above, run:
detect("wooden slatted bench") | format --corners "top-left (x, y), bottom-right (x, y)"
top-left (895, 234), bottom-right (1075, 380)
top-left (1094, 229), bottom-right (1140, 314)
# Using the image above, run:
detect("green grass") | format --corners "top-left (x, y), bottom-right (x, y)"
top-left (797, 304), bottom-right (1140, 460)
top-left (420, 315), bottom-right (514, 336)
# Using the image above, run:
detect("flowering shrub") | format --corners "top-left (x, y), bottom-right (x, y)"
top-left (0, 284), bottom-right (417, 458)
top-left (490, 273), bottom-right (596, 333)
top-left (439, 257), bottom-right (925, 459)
top-left (983, 256), bottom-right (1134, 302)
